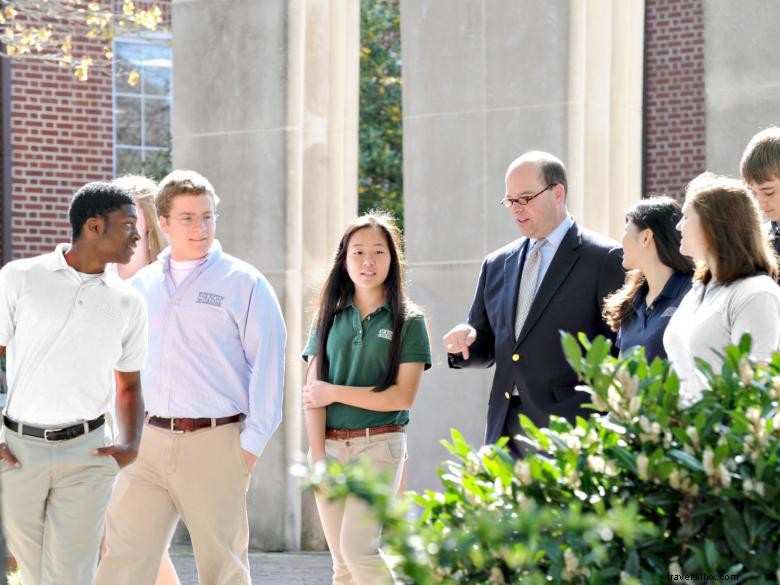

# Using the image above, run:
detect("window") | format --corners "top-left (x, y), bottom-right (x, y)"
top-left (113, 38), bottom-right (172, 178)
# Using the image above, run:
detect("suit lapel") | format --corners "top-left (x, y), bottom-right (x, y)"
top-left (504, 239), bottom-right (528, 330)
top-left (515, 223), bottom-right (582, 347)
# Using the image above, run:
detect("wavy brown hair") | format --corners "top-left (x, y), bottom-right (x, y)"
top-left (603, 196), bottom-right (694, 331)
top-left (685, 172), bottom-right (778, 284)
top-left (315, 211), bottom-right (412, 391)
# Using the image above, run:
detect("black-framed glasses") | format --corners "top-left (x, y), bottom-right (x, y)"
top-left (499, 183), bottom-right (555, 208)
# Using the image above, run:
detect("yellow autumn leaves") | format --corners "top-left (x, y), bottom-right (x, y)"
top-left (0, 1), bottom-right (164, 83)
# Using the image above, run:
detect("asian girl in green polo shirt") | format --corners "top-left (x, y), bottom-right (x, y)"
top-left (302, 212), bottom-right (431, 585)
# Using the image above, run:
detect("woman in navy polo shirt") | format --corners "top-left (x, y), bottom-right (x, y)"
top-left (302, 212), bottom-right (431, 585)
top-left (603, 196), bottom-right (694, 361)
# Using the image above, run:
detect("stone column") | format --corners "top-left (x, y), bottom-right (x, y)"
top-left (704, 0), bottom-right (780, 175)
top-left (287, 0), bottom-right (360, 550)
top-left (400, 0), bottom-right (573, 492)
top-left (568, 0), bottom-right (644, 235)
top-left (400, 0), bottom-right (644, 493)
top-left (171, 0), bottom-right (358, 550)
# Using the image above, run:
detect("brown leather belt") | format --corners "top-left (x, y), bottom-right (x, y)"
top-left (325, 423), bottom-right (404, 440)
top-left (146, 414), bottom-right (244, 433)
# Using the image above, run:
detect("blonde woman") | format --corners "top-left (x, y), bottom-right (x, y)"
top-left (109, 175), bottom-right (180, 585)
top-left (112, 175), bottom-right (167, 276)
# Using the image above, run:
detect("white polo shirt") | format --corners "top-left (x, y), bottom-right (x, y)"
top-left (664, 274), bottom-right (780, 407)
top-left (0, 243), bottom-right (148, 426)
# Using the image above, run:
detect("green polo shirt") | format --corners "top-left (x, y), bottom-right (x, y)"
top-left (303, 300), bottom-right (431, 430)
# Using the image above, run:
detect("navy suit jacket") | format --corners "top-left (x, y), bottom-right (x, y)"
top-left (449, 222), bottom-right (624, 445)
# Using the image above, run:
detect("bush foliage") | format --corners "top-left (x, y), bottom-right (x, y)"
top-left (306, 333), bottom-right (780, 584)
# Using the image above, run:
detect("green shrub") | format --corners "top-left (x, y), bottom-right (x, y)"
top-left (304, 333), bottom-right (780, 584)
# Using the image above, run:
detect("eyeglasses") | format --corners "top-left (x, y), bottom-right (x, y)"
top-left (166, 213), bottom-right (219, 228)
top-left (500, 184), bottom-right (555, 208)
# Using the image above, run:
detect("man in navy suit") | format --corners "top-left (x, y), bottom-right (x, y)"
top-left (443, 151), bottom-right (624, 458)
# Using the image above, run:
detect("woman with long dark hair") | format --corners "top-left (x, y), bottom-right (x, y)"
top-left (302, 212), bottom-right (431, 585)
top-left (603, 196), bottom-right (694, 361)
top-left (664, 172), bottom-right (780, 407)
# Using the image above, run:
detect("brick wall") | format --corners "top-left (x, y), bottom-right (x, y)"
top-left (643, 0), bottom-right (706, 200)
top-left (7, 1), bottom-right (171, 260)
top-left (11, 45), bottom-right (115, 259)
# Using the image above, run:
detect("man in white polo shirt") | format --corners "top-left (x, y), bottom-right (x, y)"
top-left (95, 170), bottom-right (286, 585)
top-left (0, 182), bottom-right (148, 585)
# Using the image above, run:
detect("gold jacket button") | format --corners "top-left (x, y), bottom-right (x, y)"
top-left (512, 354), bottom-right (520, 362)
top-left (504, 392), bottom-right (510, 399)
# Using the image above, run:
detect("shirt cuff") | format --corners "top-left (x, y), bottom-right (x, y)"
top-left (240, 427), bottom-right (270, 457)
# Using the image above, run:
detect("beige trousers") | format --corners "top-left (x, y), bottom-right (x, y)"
top-left (0, 424), bottom-right (119, 585)
top-left (314, 431), bottom-right (406, 585)
top-left (94, 422), bottom-right (251, 585)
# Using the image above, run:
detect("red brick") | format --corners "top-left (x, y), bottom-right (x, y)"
top-left (644, 0), bottom-right (706, 199)
top-left (5, 0), bottom-right (171, 259)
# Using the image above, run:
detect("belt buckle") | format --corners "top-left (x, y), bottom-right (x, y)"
top-left (170, 419), bottom-right (185, 434)
top-left (43, 427), bottom-right (63, 442)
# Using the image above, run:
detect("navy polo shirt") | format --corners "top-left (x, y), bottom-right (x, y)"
top-left (616, 271), bottom-right (692, 362)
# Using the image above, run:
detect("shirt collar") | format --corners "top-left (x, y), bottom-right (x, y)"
top-left (631, 270), bottom-right (691, 309)
top-left (158, 239), bottom-right (223, 272)
top-left (528, 215), bottom-right (573, 249)
top-left (45, 243), bottom-right (111, 284)
top-left (343, 294), bottom-right (392, 314)
top-left (659, 271), bottom-right (692, 299)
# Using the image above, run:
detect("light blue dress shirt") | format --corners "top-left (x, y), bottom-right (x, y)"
top-left (132, 240), bottom-right (287, 455)
top-left (526, 214), bottom-right (574, 295)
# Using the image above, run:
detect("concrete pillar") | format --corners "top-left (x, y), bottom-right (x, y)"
top-left (568, 0), bottom-right (644, 236)
top-left (287, 0), bottom-right (360, 550)
top-left (704, 1), bottom-right (780, 175)
top-left (400, 0), bottom-right (573, 492)
top-left (400, 0), bottom-right (644, 493)
top-left (171, 0), bottom-right (358, 550)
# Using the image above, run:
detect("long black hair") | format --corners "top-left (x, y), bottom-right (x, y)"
top-left (604, 196), bottom-right (694, 330)
top-left (315, 211), bottom-right (409, 391)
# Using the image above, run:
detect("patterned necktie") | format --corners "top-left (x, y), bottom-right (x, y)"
top-left (514, 238), bottom-right (546, 340)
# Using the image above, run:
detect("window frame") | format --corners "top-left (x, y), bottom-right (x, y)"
top-left (112, 33), bottom-right (173, 176)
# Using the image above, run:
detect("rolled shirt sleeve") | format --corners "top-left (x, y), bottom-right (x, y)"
top-left (400, 315), bottom-right (432, 368)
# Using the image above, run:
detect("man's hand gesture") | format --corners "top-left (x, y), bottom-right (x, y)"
top-left (443, 324), bottom-right (477, 360)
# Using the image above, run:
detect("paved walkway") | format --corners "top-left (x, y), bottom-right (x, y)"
top-left (170, 546), bottom-right (332, 585)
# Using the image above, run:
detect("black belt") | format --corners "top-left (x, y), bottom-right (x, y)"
top-left (3, 414), bottom-right (105, 442)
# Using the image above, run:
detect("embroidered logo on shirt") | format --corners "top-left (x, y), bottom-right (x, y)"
top-left (378, 329), bottom-right (393, 340)
top-left (661, 306), bottom-right (678, 318)
top-left (196, 292), bottom-right (225, 307)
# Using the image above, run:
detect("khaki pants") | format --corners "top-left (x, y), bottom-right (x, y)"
top-left (0, 424), bottom-right (119, 585)
top-left (314, 431), bottom-right (406, 585)
top-left (94, 422), bottom-right (251, 585)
